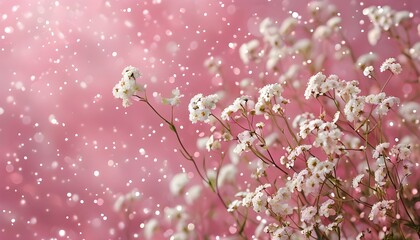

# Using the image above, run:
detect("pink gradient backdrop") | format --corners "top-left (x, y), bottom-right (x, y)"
top-left (1, 0), bottom-right (419, 239)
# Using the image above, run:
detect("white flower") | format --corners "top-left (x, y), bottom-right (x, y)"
top-left (239, 39), bottom-right (261, 64)
top-left (144, 219), bottom-right (159, 239)
top-left (122, 65), bottom-right (141, 79)
top-left (365, 92), bottom-right (386, 104)
top-left (184, 185), bottom-right (202, 205)
top-left (327, 16), bottom-right (342, 29)
top-left (380, 58), bottom-right (402, 74)
top-left (233, 131), bottom-right (257, 155)
top-left (352, 173), bottom-right (365, 189)
top-left (188, 93), bottom-right (219, 123)
top-left (305, 73), bottom-right (339, 99)
top-left (363, 66), bottom-right (374, 77)
top-left (409, 42), bottom-right (420, 60)
top-left (204, 57), bottom-right (222, 74)
top-left (301, 206), bottom-right (317, 222)
top-left (368, 27), bottom-right (381, 46)
top-left (217, 164), bottom-right (237, 186)
top-left (374, 166), bottom-right (387, 187)
top-left (113, 66), bottom-right (143, 107)
top-left (369, 200), bottom-right (394, 221)
top-left (399, 101), bottom-right (420, 123)
top-left (279, 17), bottom-right (297, 35)
top-left (252, 191), bottom-right (268, 212)
top-left (313, 25), bottom-right (332, 40)
top-left (344, 96), bottom-right (365, 122)
top-left (162, 88), bottom-right (184, 106)
top-left (205, 135), bottom-right (221, 151)
top-left (373, 142), bottom-right (390, 159)
top-left (170, 173), bottom-right (189, 196)
top-left (227, 199), bottom-right (242, 212)
top-left (390, 143), bottom-right (411, 161)
top-left (221, 95), bottom-right (254, 121)
top-left (375, 96), bottom-right (400, 116)
top-left (319, 199), bottom-right (336, 218)
top-left (356, 53), bottom-right (378, 70)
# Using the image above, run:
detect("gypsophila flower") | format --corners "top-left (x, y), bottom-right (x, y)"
top-left (380, 58), bottom-right (402, 74)
top-left (113, 66), bottom-right (143, 107)
top-left (188, 93), bottom-right (219, 123)
top-left (217, 164), bottom-right (237, 186)
top-left (409, 42), bottom-right (420, 60)
top-left (233, 131), bottom-right (257, 155)
top-left (365, 92), bottom-right (385, 105)
top-left (204, 57), bottom-right (222, 74)
top-left (239, 39), bottom-right (261, 64)
top-left (375, 96), bottom-right (400, 116)
top-left (357, 53), bottom-right (378, 70)
top-left (122, 65), bottom-right (141, 79)
top-left (144, 219), bottom-right (159, 240)
top-left (319, 199), bottom-right (336, 218)
top-left (352, 173), bottom-right (365, 189)
top-left (162, 88), bottom-right (184, 106)
top-left (390, 143), bottom-right (411, 161)
top-left (221, 95), bottom-right (254, 121)
top-left (205, 135), bottom-right (221, 151)
top-left (169, 173), bottom-right (189, 196)
top-left (301, 206), bottom-right (317, 223)
top-left (398, 101), bottom-right (420, 124)
top-left (374, 166), bottom-right (387, 187)
top-left (363, 66), bottom-right (374, 77)
top-left (373, 142), bottom-right (390, 159)
top-left (344, 96), bottom-right (366, 122)
top-left (368, 200), bottom-right (394, 221)
top-left (304, 72), bottom-right (339, 99)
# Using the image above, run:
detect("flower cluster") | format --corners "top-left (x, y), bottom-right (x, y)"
top-left (112, 66), bottom-right (142, 107)
top-left (114, 2), bottom-right (420, 239)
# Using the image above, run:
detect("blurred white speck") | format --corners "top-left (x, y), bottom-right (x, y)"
top-left (94, 170), bottom-right (100, 177)
top-left (58, 229), bottom-right (66, 237)
top-left (0, 107), bottom-right (4, 115)
top-left (139, 148), bottom-right (146, 155)
top-left (34, 132), bottom-right (44, 143)
top-left (49, 114), bottom-right (59, 125)
top-left (112, 52), bottom-right (117, 57)
top-left (80, 81), bottom-right (87, 89)
top-left (124, 20), bottom-right (133, 28)
top-left (4, 26), bottom-right (13, 34)
top-left (11, 218), bottom-right (15, 223)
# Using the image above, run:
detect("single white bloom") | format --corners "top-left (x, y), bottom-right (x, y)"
top-left (162, 88), bottom-right (184, 106)
top-left (363, 66), bottom-right (374, 77)
top-left (144, 219), bottom-right (159, 239)
top-left (170, 173), bottom-right (189, 196)
top-left (352, 173), bottom-right (365, 189)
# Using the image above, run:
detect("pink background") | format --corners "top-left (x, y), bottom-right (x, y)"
top-left (1, 0), bottom-right (419, 239)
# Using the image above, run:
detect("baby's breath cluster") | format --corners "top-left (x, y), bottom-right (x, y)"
top-left (114, 2), bottom-right (420, 239)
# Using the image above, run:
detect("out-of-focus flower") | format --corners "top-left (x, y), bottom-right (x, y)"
top-left (162, 88), bottom-right (184, 106)
top-left (239, 39), bottom-right (261, 64)
top-left (352, 174), bottom-right (365, 189)
top-left (144, 219), bottom-right (159, 239)
top-left (380, 58), bottom-right (402, 74)
top-left (169, 173), bottom-right (189, 196)
top-left (204, 57), bottom-right (222, 74)
top-left (369, 200), bottom-right (394, 221)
